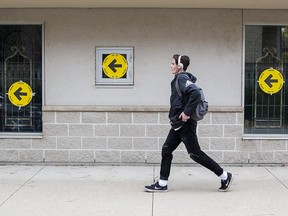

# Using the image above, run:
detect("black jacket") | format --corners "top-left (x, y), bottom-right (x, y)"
top-left (169, 72), bottom-right (201, 129)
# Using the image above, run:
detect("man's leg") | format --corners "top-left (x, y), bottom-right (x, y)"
top-left (181, 122), bottom-right (223, 176)
top-left (160, 128), bottom-right (182, 180)
top-left (181, 122), bottom-right (233, 191)
top-left (144, 128), bottom-right (181, 192)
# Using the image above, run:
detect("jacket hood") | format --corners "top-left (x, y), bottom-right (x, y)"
top-left (176, 72), bottom-right (197, 83)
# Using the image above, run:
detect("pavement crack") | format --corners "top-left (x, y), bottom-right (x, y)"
top-left (265, 167), bottom-right (288, 191)
top-left (151, 166), bottom-right (155, 216)
top-left (0, 166), bottom-right (44, 207)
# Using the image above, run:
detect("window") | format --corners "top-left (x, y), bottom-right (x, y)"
top-left (244, 25), bottom-right (288, 135)
top-left (0, 25), bottom-right (43, 134)
top-left (95, 47), bottom-right (134, 86)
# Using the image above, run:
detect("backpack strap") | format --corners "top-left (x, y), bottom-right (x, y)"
top-left (175, 74), bottom-right (190, 98)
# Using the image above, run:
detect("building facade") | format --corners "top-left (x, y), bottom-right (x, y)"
top-left (0, 6), bottom-right (288, 165)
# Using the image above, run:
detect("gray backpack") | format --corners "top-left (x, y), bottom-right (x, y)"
top-left (175, 75), bottom-right (208, 121)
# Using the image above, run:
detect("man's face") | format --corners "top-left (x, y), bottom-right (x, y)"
top-left (170, 58), bottom-right (181, 75)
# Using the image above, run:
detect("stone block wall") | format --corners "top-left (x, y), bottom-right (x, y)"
top-left (0, 106), bottom-right (288, 165)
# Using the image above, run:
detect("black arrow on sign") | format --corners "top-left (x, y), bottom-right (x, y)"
top-left (14, 87), bottom-right (27, 101)
top-left (264, 74), bottom-right (278, 88)
top-left (108, 59), bottom-right (122, 72)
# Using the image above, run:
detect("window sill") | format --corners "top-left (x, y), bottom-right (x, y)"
top-left (243, 134), bottom-right (288, 140)
top-left (0, 133), bottom-right (43, 139)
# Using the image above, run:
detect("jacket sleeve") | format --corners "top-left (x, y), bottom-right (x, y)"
top-left (178, 75), bottom-right (201, 117)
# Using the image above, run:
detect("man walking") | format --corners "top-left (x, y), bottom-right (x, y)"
top-left (144, 54), bottom-right (233, 192)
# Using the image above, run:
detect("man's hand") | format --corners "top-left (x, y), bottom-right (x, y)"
top-left (179, 112), bottom-right (190, 122)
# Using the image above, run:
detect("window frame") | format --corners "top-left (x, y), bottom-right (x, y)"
top-left (243, 23), bottom-right (288, 139)
top-left (0, 22), bottom-right (44, 138)
top-left (95, 46), bottom-right (134, 86)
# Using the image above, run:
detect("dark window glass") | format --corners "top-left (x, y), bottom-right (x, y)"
top-left (244, 25), bottom-right (288, 134)
top-left (0, 25), bottom-right (42, 133)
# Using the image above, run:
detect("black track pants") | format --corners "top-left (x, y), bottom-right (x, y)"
top-left (160, 122), bottom-right (223, 180)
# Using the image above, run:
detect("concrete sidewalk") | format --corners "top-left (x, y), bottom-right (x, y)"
top-left (0, 165), bottom-right (288, 216)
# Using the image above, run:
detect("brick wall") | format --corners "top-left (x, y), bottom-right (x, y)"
top-left (0, 106), bottom-right (288, 165)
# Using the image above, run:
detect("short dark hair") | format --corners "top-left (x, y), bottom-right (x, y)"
top-left (173, 54), bottom-right (190, 71)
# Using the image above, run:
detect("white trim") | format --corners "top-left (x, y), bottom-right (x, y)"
top-left (0, 133), bottom-right (43, 139)
top-left (243, 23), bottom-right (288, 26)
top-left (242, 20), bottom-right (246, 136)
top-left (243, 134), bottom-right (288, 140)
top-left (42, 23), bottom-right (46, 106)
top-left (0, 21), bottom-right (45, 25)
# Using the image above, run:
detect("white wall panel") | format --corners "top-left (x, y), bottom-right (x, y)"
top-left (0, 9), bottom-right (243, 106)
